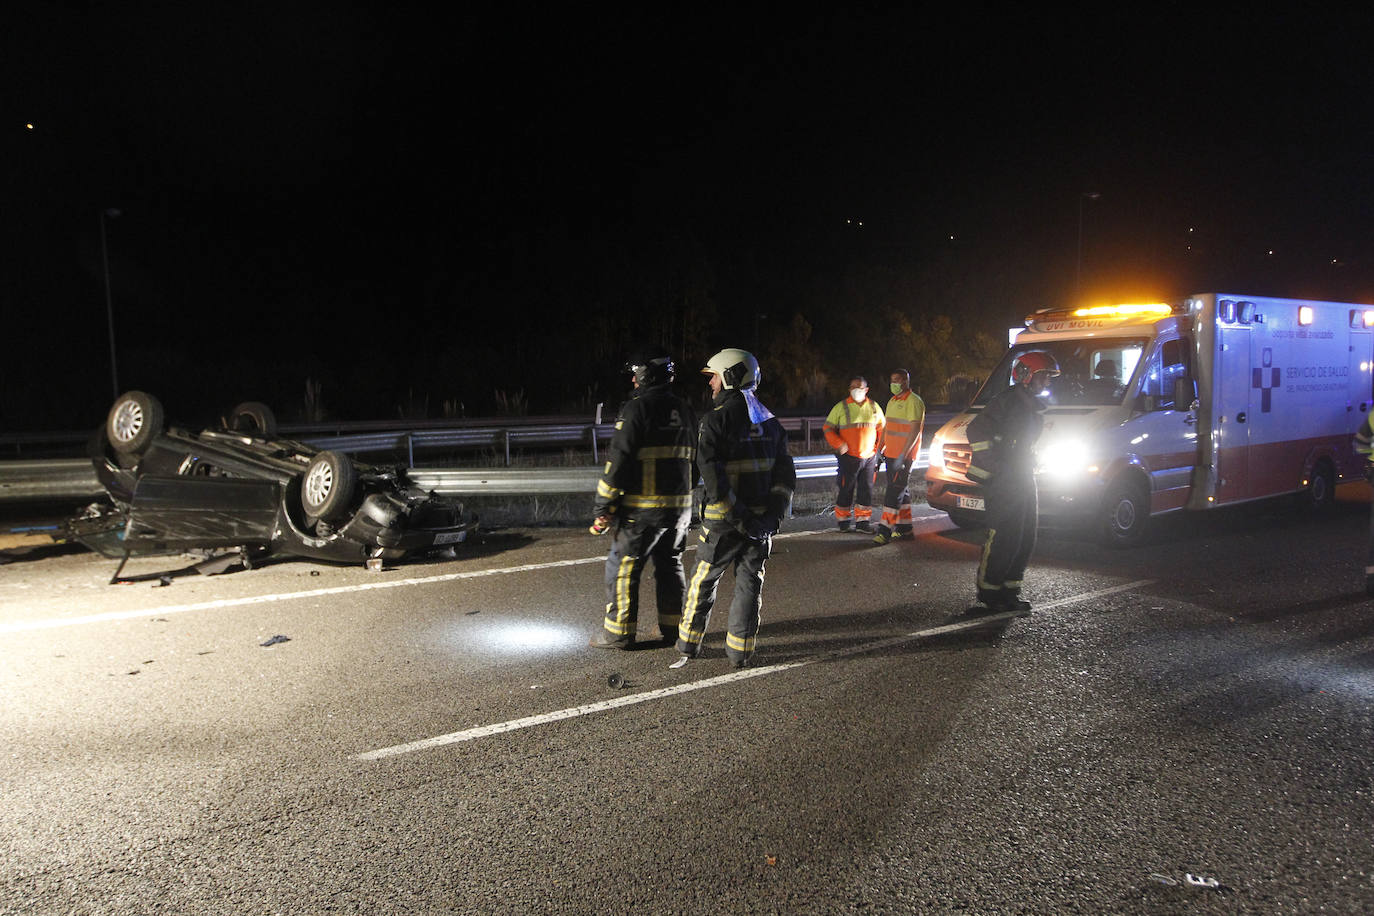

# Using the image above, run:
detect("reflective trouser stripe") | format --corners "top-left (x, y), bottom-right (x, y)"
top-left (603, 554), bottom-right (640, 636)
top-left (679, 559), bottom-right (714, 645)
top-left (835, 505), bottom-right (852, 520)
top-left (726, 631), bottom-right (756, 654)
top-left (977, 528), bottom-right (1000, 593)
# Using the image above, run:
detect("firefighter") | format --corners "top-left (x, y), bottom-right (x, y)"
top-left (588, 350), bottom-right (697, 649)
top-left (676, 348), bottom-right (795, 668)
top-left (964, 351), bottom-right (1059, 612)
top-left (872, 368), bottom-right (926, 545)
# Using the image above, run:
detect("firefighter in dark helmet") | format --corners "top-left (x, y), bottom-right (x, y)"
top-left (964, 350), bottom-right (1059, 613)
top-left (676, 348), bottom-right (795, 668)
top-left (589, 350), bottom-right (697, 649)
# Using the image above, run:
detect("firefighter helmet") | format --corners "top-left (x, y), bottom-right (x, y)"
top-left (702, 348), bottom-right (760, 390)
top-left (1010, 351), bottom-right (1061, 386)
top-left (626, 350), bottom-right (675, 387)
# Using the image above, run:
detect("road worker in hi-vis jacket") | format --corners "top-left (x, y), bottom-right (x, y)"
top-left (675, 348), bottom-right (795, 668)
top-left (964, 350), bottom-right (1059, 613)
top-left (872, 368), bottom-right (926, 545)
top-left (588, 351), bottom-right (697, 650)
top-left (823, 376), bottom-right (885, 532)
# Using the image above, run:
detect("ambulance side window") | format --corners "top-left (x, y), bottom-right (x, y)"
top-left (1142, 338), bottom-right (1191, 410)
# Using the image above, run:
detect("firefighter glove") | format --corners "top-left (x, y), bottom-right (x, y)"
top-left (589, 516), bottom-right (612, 536)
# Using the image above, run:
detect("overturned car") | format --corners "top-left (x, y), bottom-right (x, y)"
top-left (67, 391), bottom-right (477, 570)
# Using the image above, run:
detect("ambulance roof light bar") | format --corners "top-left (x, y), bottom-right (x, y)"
top-left (1025, 302), bottom-right (1181, 325)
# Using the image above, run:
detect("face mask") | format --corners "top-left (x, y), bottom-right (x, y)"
top-left (850, 388), bottom-right (867, 402)
top-left (890, 383), bottom-right (903, 396)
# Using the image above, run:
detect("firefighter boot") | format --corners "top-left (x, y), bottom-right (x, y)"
top-left (589, 629), bottom-right (632, 650)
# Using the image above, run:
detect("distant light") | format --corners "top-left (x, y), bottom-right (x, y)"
top-left (1267, 250), bottom-right (1275, 256)
top-left (1298, 306), bottom-right (1314, 326)
top-left (949, 234), bottom-right (955, 241)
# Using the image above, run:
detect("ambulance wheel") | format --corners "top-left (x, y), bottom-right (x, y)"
top-left (1300, 459), bottom-right (1335, 512)
top-left (945, 510), bottom-right (984, 530)
top-left (1101, 478), bottom-right (1150, 547)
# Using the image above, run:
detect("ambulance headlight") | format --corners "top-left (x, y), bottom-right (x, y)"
top-left (1037, 438), bottom-right (1095, 477)
top-left (928, 434), bottom-right (945, 469)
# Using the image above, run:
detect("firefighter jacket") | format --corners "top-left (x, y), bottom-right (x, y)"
top-left (823, 397), bottom-right (885, 459)
top-left (882, 390), bottom-right (926, 460)
top-left (965, 383), bottom-right (1045, 484)
top-left (698, 388), bottom-right (796, 535)
top-left (593, 383), bottom-right (697, 525)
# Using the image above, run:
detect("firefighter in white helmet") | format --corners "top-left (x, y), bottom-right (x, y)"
top-left (676, 348), bottom-right (795, 668)
top-left (964, 350), bottom-right (1059, 613)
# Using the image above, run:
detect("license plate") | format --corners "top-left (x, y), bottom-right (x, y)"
top-left (432, 530), bottom-right (469, 545)
top-left (955, 495), bottom-right (985, 511)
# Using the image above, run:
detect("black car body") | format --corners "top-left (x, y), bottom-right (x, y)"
top-left (68, 391), bottom-right (476, 566)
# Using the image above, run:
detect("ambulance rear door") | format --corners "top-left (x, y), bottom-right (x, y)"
top-left (1213, 321), bottom-right (1252, 503)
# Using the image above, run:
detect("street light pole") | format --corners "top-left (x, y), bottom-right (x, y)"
top-left (1076, 192), bottom-right (1100, 300)
top-left (100, 208), bottom-right (121, 399)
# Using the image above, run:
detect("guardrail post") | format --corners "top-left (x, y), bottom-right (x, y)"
top-left (802, 418), bottom-right (812, 446)
top-left (590, 425), bottom-right (598, 464)
top-left (503, 429), bottom-right (511, 467)
top-left (406, 432), bottom-right (415, 468)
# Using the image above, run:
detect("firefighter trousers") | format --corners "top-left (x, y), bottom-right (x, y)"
top-left (834, 453), bottom-right (877, 526)
top-left (600, 516), bottom-right (688, 640)
top-left (976, 473), bottom-right (1038, 605)
top-left (676, 525), bottom-right (771, 664)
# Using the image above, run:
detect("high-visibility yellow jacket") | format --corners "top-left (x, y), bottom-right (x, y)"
top-left (882, 390), bottom-right (926, 460)
top-left (823, 397), bottom-right (884, 459)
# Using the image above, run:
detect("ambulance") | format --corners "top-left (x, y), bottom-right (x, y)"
top-left (924, 294), bottom-right (1374, 544)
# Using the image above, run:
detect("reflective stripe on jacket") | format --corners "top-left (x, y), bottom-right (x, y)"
top-left (882, 391), bottom-right (926, 459)
top-left (823, 397), bottom-right (885, 458)
top-left (699, 389), bottom-right (796, 525)
top-left (593, 384), bottom-right (697, 522)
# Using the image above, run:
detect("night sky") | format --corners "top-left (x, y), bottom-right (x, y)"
top-left (7, 6), bottom-right (1374, 430)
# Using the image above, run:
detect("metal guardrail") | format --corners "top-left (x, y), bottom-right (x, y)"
top-left (0, 451), bottom-right (931, 502)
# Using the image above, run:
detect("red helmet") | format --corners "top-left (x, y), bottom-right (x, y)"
top-left (1010, 351), bottom-right (1061, 386)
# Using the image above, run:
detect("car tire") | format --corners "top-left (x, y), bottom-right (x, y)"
top-left (229, 401), bottom-right (277, 437)
top-left (945, 509), bottom-right (985, 530)
top-left (106, 391), bottom-right (164, 456)
top-left (301, 450), bottom-right (357, 522)
top-left (1101, 477), bottom-right (1150, 547)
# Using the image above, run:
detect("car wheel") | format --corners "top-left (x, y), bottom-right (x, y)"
top-left (301, 450), bottom-right (357, 522)
top-left (229, 401), bottom-right (277, 437)
top-left (106, 391), bottom-right (164, 456)
top-left (1101, 477), bottom-right (1150, 547)
top-left (945, 509), bottom-right (985, 530)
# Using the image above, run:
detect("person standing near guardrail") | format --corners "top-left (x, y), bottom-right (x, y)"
top-left (588, 351), bottom-right (698, 649)
top-left (872, 368), bottom-right (925, 545)
top-left (823, 376), bottom-right (885, 532)
top-left (675, 348), bottom-right (795, 668)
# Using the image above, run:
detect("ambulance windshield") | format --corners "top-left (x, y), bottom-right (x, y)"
top-left (974, 338), bottom-right (1148, 407)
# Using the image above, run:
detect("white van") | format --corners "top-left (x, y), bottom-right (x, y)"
top-left (925, 295), bottom-right (1374, 544)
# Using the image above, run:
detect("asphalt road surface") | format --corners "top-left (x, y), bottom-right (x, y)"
top-left (2, 494), bottom-right (1373, 914)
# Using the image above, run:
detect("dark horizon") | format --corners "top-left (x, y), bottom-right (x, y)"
top-left (7, 7), bottom-right (1374, 430)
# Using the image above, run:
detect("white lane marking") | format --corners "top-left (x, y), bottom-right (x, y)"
top-left (357, 578), bottom-right (1155, 761)
top-left (0, 529), bottom-right (833, 634)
